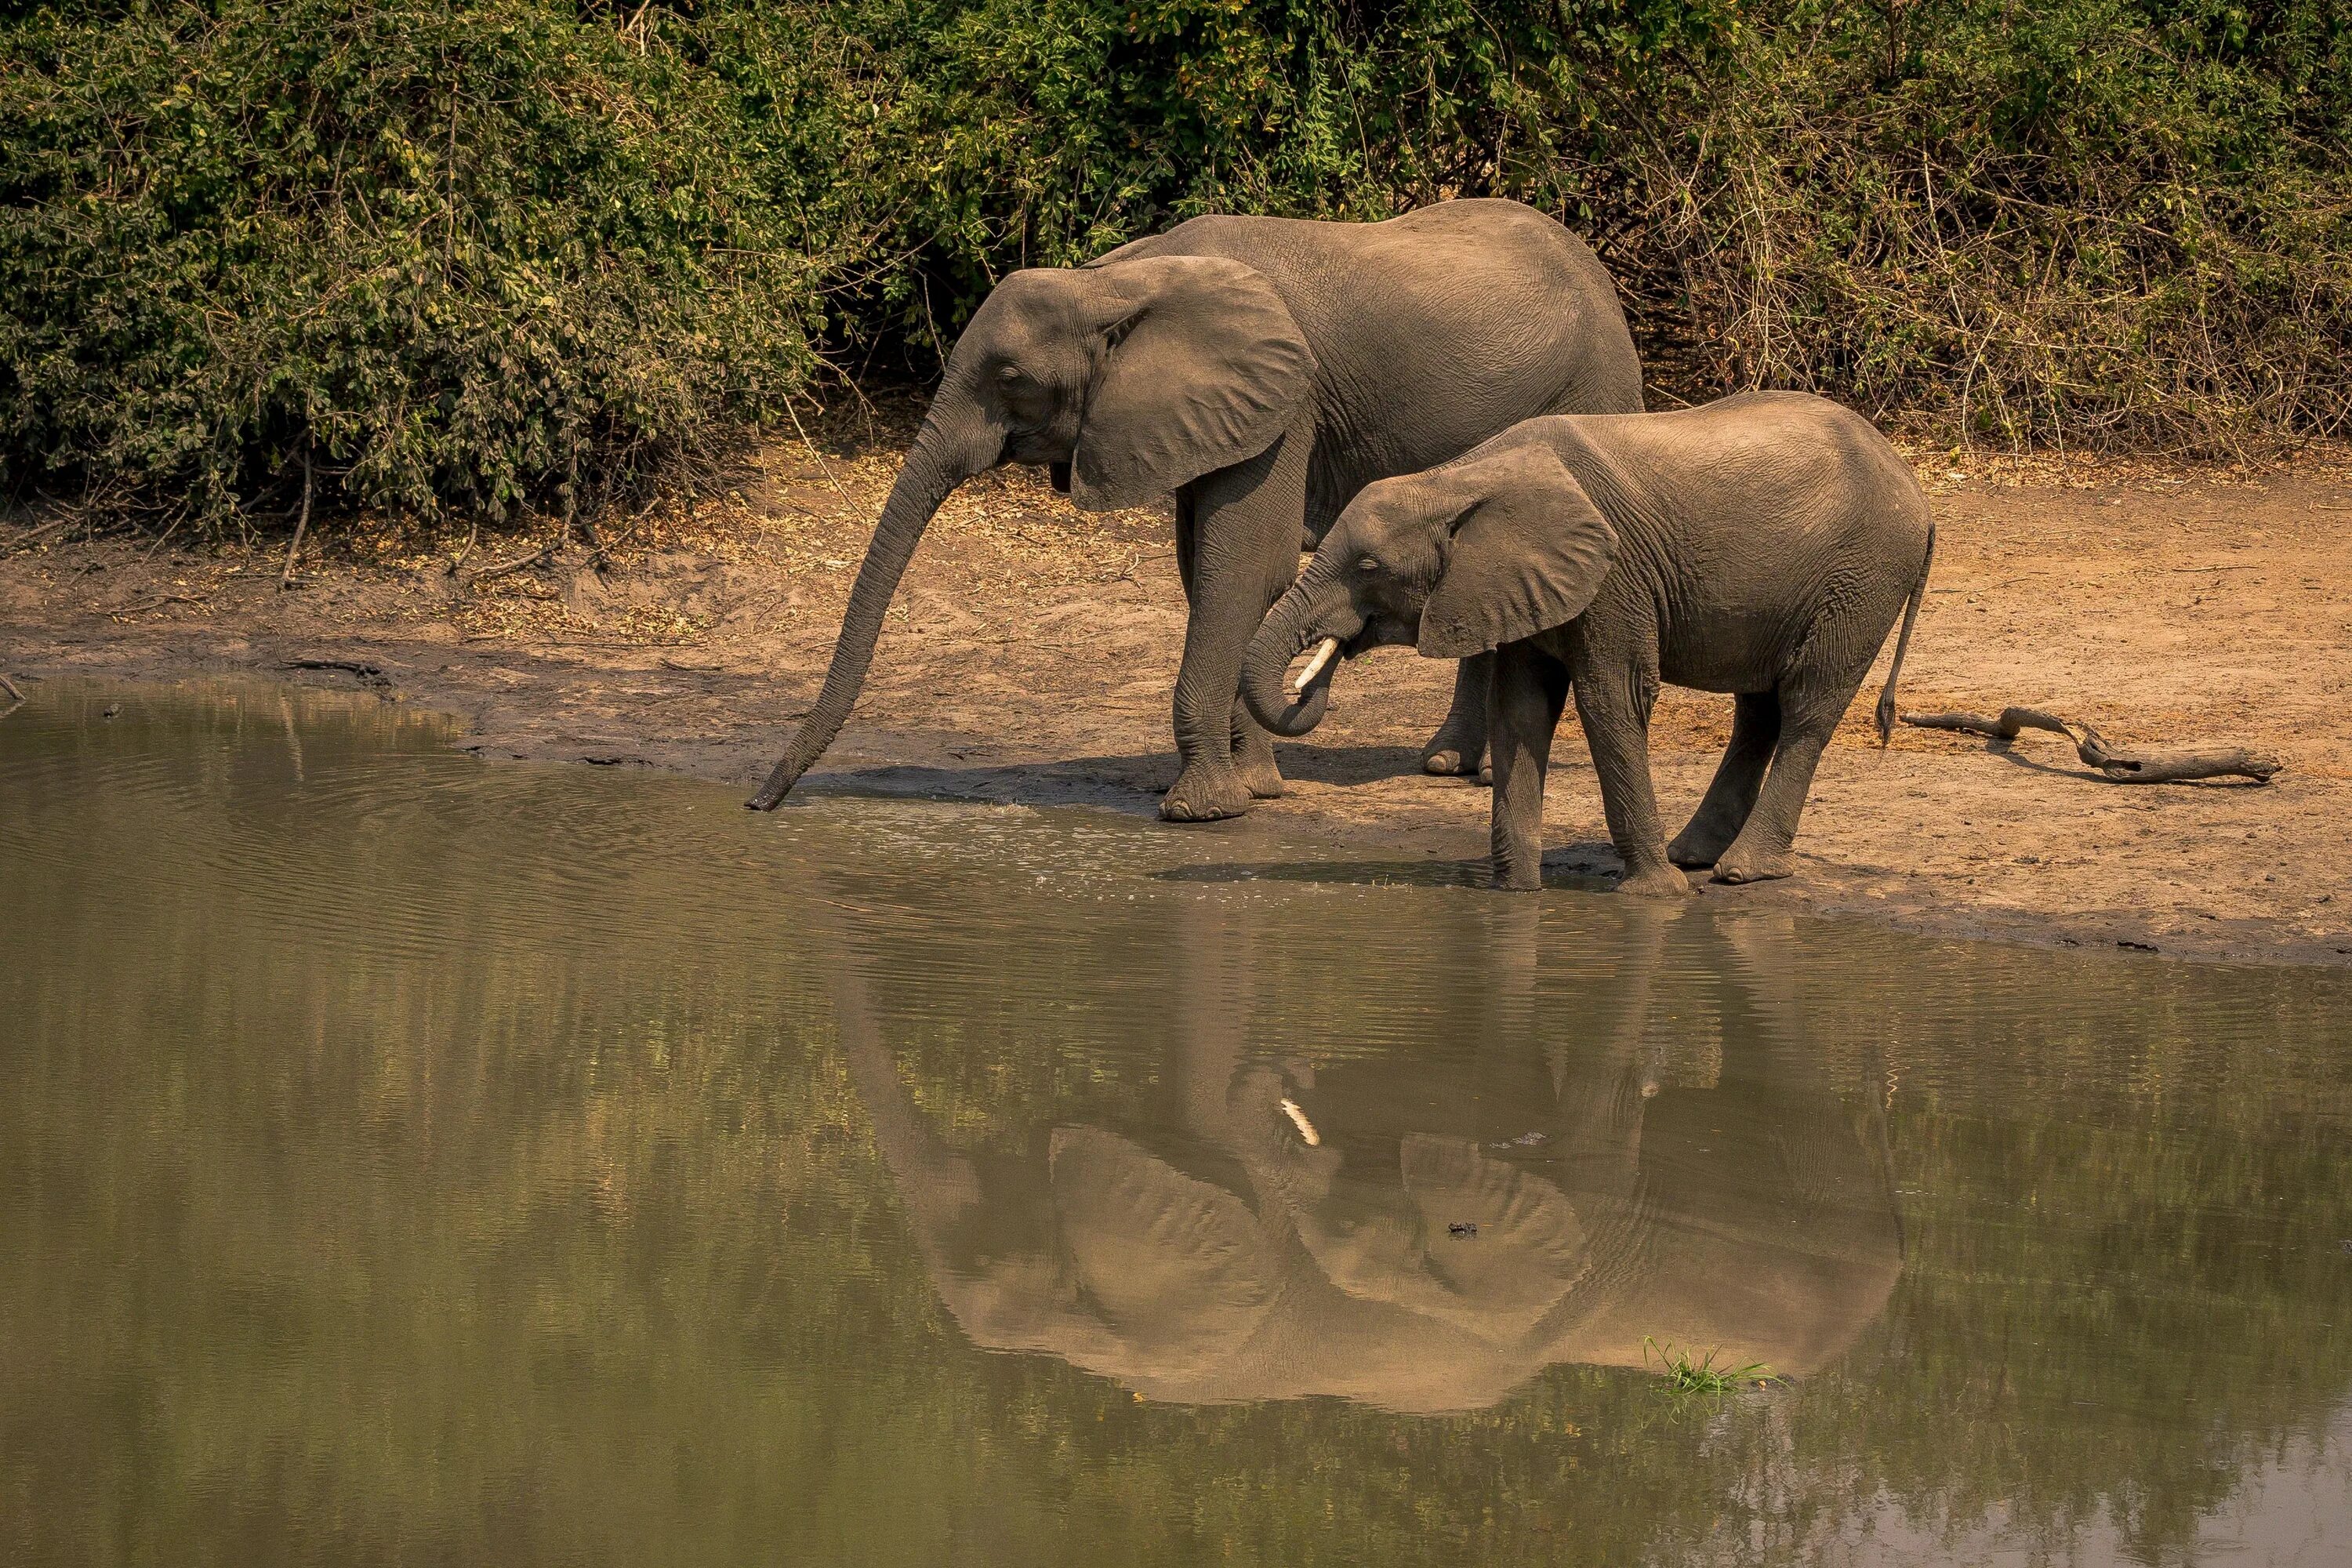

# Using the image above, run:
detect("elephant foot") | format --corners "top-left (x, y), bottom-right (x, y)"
top-left (1711, 843), bottom-right (1795, 884)
top-left (1617, 862), bottom-right (1695, 898)
top-left (1232, 739), bottom-right (1285, 800)
top-left (1162, 762), bottom-right (1254, 822)
top-left (1422, 737), bottom-right (1490, 777)
top-left (1667, 828), bottom-right (1731, 869)
top-left (1411, 719), bottom-right (1486, 780)
top-left (1490, 857), bottom-right (1543, 892)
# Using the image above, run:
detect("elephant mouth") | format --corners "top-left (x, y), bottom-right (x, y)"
top-left (1245, 597), bottom-right (1392, 738)
top-left (1255, 630), bottom-right (1353, 735)
top-left (1289, 635), bottom-right (1344, 699)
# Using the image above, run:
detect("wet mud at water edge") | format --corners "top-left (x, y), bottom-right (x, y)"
top-left (4, 681), bottom-right (2350, 1567)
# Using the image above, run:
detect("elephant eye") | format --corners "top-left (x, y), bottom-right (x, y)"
top-left (1356, 554), bottom-right (1381, 574)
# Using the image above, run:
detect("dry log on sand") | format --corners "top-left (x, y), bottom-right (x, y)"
top-left (1900, 707), bottom-right (2280, 784)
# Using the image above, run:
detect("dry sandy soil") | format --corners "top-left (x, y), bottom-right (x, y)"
top-left (5, 406), bottom-right (2349, 966)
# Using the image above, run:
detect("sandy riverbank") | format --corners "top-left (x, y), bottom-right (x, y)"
top-left (6, 409), bottom-right (2348, 965)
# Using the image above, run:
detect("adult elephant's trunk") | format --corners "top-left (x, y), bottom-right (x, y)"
top-left (1241, 579), bottom-right (1346, 738)
top-left (747, 412), bottom-right (1000, 809)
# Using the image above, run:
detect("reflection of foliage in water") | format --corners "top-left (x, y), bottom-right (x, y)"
top-left (2, 682), bottom-right (2348, 1566)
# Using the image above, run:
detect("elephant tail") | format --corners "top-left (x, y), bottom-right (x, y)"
top-left (1873, 520), bottom-right (1936, 746)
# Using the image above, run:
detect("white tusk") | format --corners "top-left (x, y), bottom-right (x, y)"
top-left (1279, 1098), bottom-right (1320, 1146)
top-left (1288, 637), bottom-right (1341, 697)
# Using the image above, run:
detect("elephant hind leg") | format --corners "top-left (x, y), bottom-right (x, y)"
top-left (1669, 691), bottom-right (1780, 868)
top-left (1711, 672), bottom-right (1868, 884)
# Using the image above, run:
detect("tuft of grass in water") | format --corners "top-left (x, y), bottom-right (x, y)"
top-left (1643, 1337), bottom-right (1780, 1396)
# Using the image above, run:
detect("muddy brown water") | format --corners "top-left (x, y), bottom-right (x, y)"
top-left (4, 679), bottom-right (2349, 1566)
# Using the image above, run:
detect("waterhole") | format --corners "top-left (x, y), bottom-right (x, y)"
top-left (4, 680), bottom-right (2348, 1566)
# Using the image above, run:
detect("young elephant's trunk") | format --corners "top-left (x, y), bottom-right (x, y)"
top-left (1241, 584), bottom-right (1346, 737)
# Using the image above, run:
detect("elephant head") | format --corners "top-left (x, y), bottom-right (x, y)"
top-left (1240, 439), bottom-right (1617, 736)
top-left (747, 256), bottom-right (1316, 808)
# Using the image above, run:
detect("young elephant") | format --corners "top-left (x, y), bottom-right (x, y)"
top-left (1240, 392), bottom-right (1935, 895)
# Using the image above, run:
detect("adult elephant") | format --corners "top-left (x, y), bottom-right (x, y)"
top-left (747, 198), bottom-right (1645, 821)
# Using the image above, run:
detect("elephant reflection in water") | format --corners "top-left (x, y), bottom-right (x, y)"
top-left (830, 901), bottom-right (1902, 1414)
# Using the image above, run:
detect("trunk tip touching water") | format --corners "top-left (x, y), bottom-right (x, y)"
top-left (746, 760), bottom-right (800, 811)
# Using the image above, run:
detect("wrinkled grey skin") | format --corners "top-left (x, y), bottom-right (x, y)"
top-left (747, 199), bottom-right (1644, 822)
top-left (1243, 392), bottom-right (1936, 894)
top-left (826, 898), bottom-right (1902, 1414)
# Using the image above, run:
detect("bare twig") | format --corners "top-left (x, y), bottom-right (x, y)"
top-left (579, 510), bottom-right (611, 572)
top-left (1901, 706), bottom-right (2281, 783)
top-left (278, 447), bottom-right (314, 590)
top-left (783, 397), bottom-right (858, 513)
top-left (0, 673), bottom-right (23, 702)
top-left (107, 593), bottom-right (207, 619)
top-left (465, 531), bottom-right (564, 586)
top-left (447, 518), bottom-right (480, 575)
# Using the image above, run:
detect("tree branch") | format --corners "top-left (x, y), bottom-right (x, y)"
top-left (1900, 707), bottom-right (2281, 784)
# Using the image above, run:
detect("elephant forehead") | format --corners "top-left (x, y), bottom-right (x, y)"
top-left (974, 270), bottom-right (1087, 338)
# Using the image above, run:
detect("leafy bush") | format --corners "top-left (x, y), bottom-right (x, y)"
top-left (808, 0), bottom-right (2352, 451)
top-left (0, 0), bottom-right (824, 524)
top-left (3, 0), bottom-right (2347, 531)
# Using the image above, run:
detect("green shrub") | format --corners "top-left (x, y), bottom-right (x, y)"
top-left (0, 0), bottom-right (823, 525)
top-left (805, 0), bottom-right (2352, 451)
top-left (3, 0), bottom-right (2347, 532)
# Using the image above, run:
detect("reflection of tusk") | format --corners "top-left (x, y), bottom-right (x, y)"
top-left (1279, 1098), bottom-right (1320, 1146)
top-left (1289, 637), bottom-right (1341, 696)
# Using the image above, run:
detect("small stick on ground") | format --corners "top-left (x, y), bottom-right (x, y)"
top-left (0, 673), bottom-right (23, 702)
top-left (1901, 707), bottom-right (2281, 784)
top-left (784, 398), bottom-right (858, 513)
top-left (278, 448), bottom-right (314, 590)
top-left (447, 519), bottom-right (480, 576)
top-left (108, 593), bottom-right (208, 619)
top-left (578, 510), bottom-right (611, 572)
top-left (465, 528), bottom-right (565, 587)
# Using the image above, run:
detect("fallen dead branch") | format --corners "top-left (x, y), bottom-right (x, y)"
top-left (0, 516), bottom-right (79, 557)
top-left (464, 531), bottom-right (565, 586)
top-left (0, 673), bottom-right (23, 702)
top-left (1901, 707), bottom-right (2281, 784)
top-left (281, 657), bottom-right (395, 693)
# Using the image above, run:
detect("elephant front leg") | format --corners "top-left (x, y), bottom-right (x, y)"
top-left (1163, 621), bottom-right (1267, 822)
top-left (1424, 652), bottom-right (1494, 779)
top-left (1229, 699), bottom-right (1284, 800)
top-left (1162, 432), bottom-right (1311, 822)
top-left (1486, 643), bottom-right (1569, 890)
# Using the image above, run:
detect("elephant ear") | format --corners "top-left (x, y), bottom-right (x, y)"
top-left (1401, 1134), bottom-right (1588, 1337)
top-left (1070, 255), bottom-right (1316, 512)
top-left (1047, 1125), bottom-right (1277, 1357)
top-left (1417, 445), bottom-right (1618, 659)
